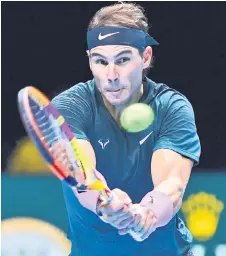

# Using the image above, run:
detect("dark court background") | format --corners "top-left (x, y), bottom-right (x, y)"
top-left (1, 1), bottom-right (226, 170)
top-left (1, 2), bottom-right (226, 255)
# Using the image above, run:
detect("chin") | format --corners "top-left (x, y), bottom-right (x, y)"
top-left (102, 89), bottom-right (131, 106)
top-left (109, 100), bottom-right (125, 106)
top-left (106, 96), bottom-right (129, 106)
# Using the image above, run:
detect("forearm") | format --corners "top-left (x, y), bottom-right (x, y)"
top-left (150, 150), bottom-right (192, 216)
top-left (139, 177), bottom-right (185, 228)
top-left (172, 197), bottom-right (182, 216)
top-left (154, 177), bottom-right (185, 215)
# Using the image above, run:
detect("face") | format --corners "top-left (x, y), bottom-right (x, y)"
top-left (88, 45), bottom-right (151, 106)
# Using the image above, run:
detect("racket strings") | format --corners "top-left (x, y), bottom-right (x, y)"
top-left (29, 96), bottom-right (83, 176)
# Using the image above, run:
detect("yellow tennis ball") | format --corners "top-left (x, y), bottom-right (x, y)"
top-left (120, 103), bottom-right (154, 133)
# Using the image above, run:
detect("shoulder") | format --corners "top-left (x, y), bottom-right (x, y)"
top-left (52, 80), bottom-right (95, 103)
top-left (146, 78), bottom-right (193, 114)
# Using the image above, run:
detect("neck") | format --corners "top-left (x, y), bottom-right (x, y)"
top-left (103, 84), bottom-right (144, 124)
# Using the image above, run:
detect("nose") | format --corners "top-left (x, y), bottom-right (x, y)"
top-left (107, 64), bottom-right (119, 83)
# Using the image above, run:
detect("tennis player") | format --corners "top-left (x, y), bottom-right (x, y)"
top-left (52, 3), bottom-right (200, 256)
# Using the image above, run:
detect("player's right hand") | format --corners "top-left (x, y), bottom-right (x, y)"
top-left (98, 188), bottom-right (135, 230)
top-left (118, 204), bottom-right (157, 241)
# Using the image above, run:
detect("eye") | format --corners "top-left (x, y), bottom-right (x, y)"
top-left (95, 59), bottom-right (108, 66)
top-left (116, 57), bottom-right (130, 65)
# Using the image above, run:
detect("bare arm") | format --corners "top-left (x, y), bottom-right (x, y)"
top-left (77, 139), bottom-right (97, 167)
top-left (76, 140), bottom-right (136, 230)
top-left (77, 142), bottom-right (193, 216)
top-left (151, 148), bottom-right (193, 215)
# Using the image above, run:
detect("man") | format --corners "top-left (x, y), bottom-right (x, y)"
top-left (52, 3), bottom-right (200, 256)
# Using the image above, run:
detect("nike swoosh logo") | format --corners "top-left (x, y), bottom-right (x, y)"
top-left (98, 32), bottom-right (120, 40)
top-left (77, 190), bottom-right (87, 194)
top-left (139, 131), bottom-right (153, 145)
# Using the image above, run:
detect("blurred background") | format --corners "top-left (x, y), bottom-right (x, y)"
top-left (1, 1), bottom-right (226, 255)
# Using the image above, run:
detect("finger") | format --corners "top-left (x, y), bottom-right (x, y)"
top-left (127, 214), bottom-right (142, 229)
top-left (139, 211), bottom-right (152, 235)
top-left (116, 216), bottom-right (134, 229)
top-left (140, 222), bottom-right (156, 240)
top-left (102, 210), bottom-right (133, 225)
top-left (132, 213), bottom-right (147, 233)
top-left (100, 202), bottom-right (125, 214)
top-left (105, 209), bottom-right (134, 226)
top-left (139, 214), bottom-right (157, 240)
top-left (118, 215), bottom-right (141, 234)
top-left (118, 228), bottom-right (129, 235)
top-left (113, 189), bottom-right (131, 199)
top-left (112, 189), bottom-right (132, 206)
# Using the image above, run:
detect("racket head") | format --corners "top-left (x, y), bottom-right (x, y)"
top-left (17, 86), bottom-right (111, 199)
top-left (17, 86), bottom-right (86, 188)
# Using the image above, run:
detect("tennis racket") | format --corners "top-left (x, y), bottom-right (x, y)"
top-left (17, 86), bottom-right (111, 197)
top-left (17, 86), bottom-right (143, 240)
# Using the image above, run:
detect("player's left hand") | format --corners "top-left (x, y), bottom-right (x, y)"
top-left (118, 204), bottom-right (157, 241)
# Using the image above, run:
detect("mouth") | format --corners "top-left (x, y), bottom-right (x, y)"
top-left (107, 89), bottom-right (121, 92)
top-left (106, 87), bottom-right (125, 92)
top-left (106, 88), bottom-right (124, 96)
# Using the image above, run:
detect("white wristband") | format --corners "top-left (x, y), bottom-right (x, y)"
top-left (140, 190), bottom-right (174, 227)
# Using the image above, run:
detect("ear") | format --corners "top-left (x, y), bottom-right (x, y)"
top-left (86, 50), bottom-right (92, 71)
top-left (143, 46), bottom-right (153, 69)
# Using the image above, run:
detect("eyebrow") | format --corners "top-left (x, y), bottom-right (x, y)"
top-left (91, 50), bottom-right (133, 59)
